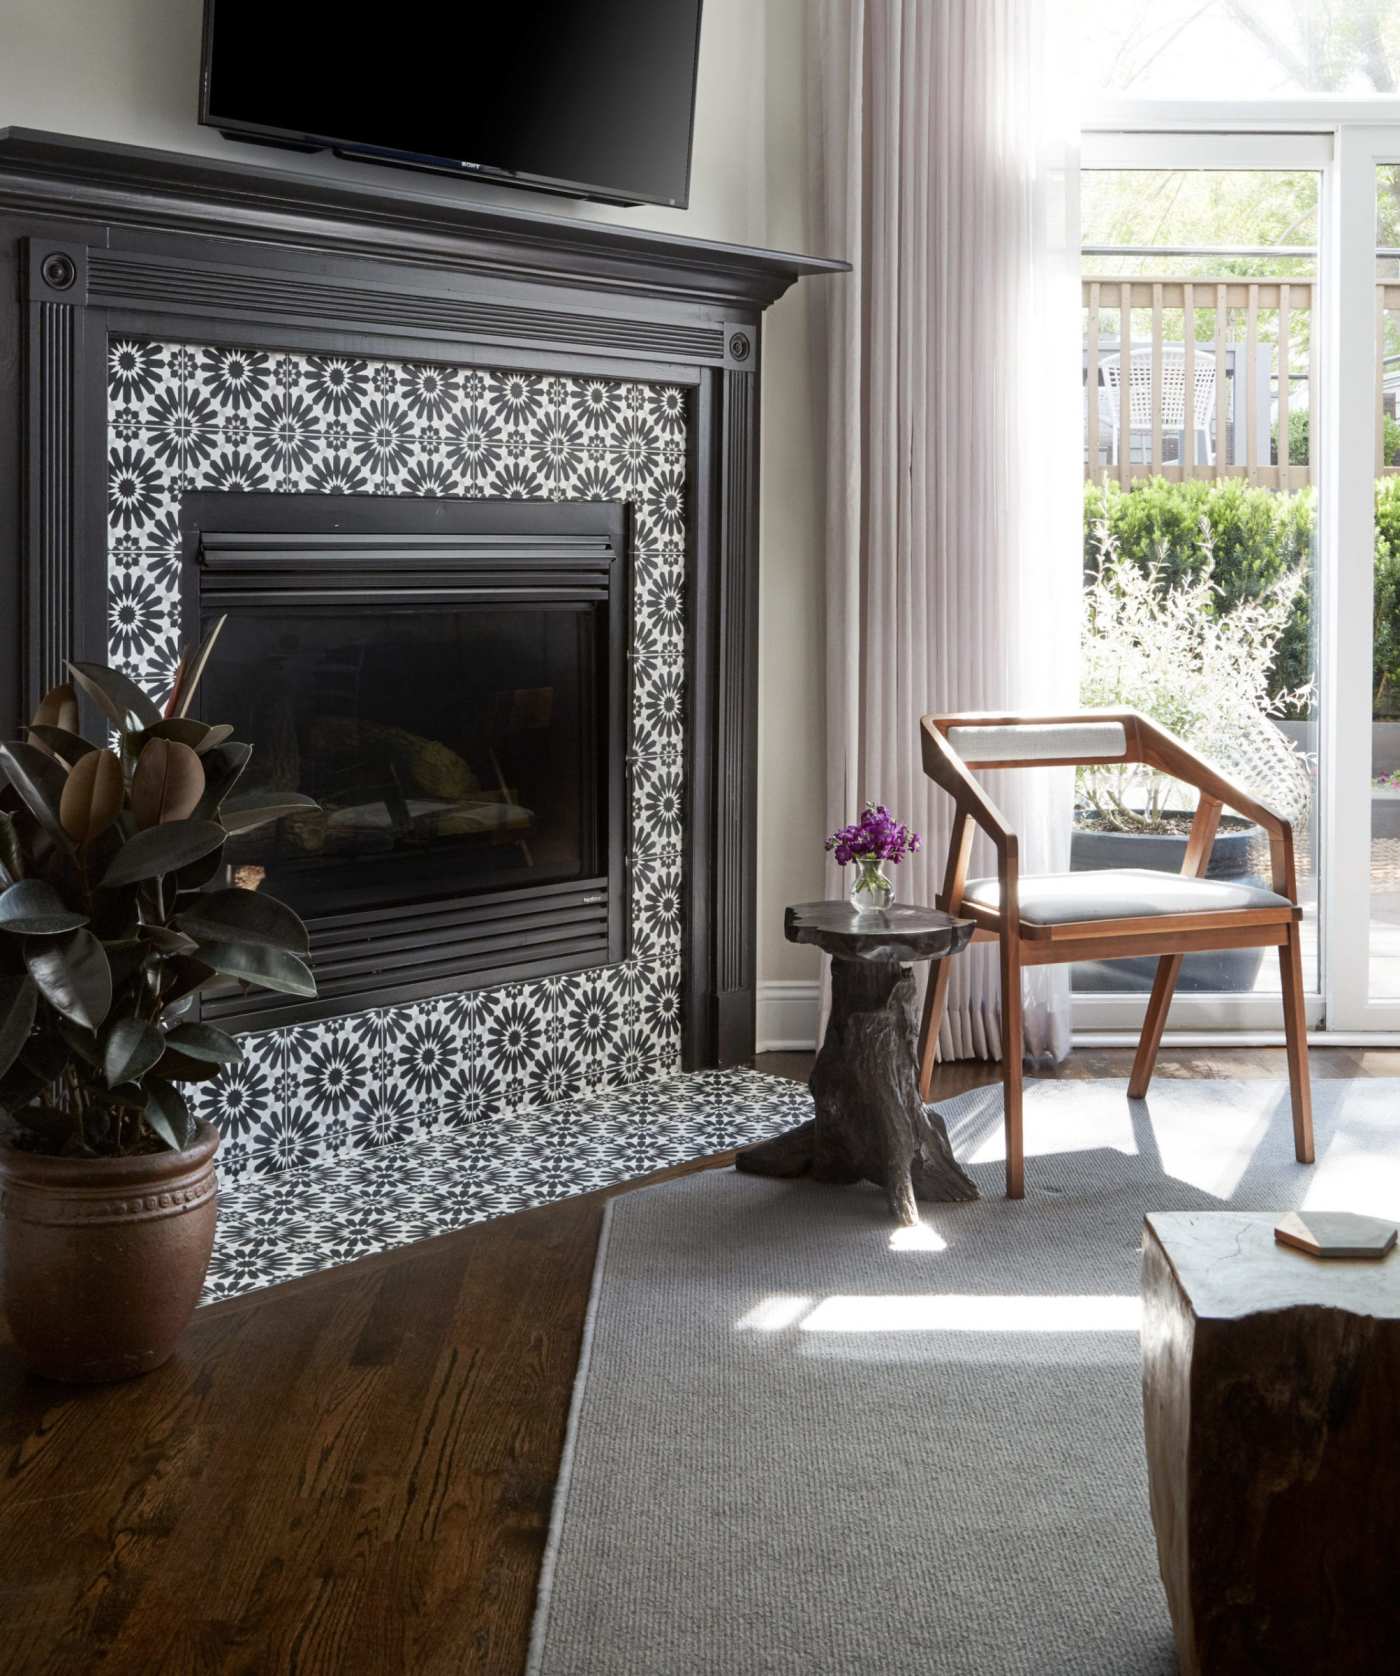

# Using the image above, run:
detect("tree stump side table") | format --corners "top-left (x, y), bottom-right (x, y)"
top-left (1142, 1211), bottom-right (1400, 1676)
top-left (737, 901), bottom-right (977, 1224)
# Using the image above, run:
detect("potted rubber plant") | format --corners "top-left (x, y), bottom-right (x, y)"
top-left (1077, 520), bottom-right (1313, 992)
top-left (0, 620), bottom-right (317, 1382)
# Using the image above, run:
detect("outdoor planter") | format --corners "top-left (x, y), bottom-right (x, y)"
top-left (0, 1123), bottom-right (220, 1382)
top-left (1069, 820), bottom-right (1269, 993)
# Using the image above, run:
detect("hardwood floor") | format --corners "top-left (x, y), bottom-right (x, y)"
top-left (1, 1047), bottom-right (1395, 1674)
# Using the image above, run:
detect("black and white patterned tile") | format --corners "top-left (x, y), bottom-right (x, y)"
top-left (201, 1069), bottom-right (812, 1304)
top-left (107, 339), bottom-right (689, 1177)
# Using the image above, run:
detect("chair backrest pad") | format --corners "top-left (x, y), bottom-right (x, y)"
top-left (946, 720), bottom-right (1129, 766)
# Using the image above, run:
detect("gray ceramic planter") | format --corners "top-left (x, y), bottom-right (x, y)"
top-left (1069, 822), bottom-right (1269, 993)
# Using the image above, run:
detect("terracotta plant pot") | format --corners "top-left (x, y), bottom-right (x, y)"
top-left (0, 1120), bottom-right (219, 1383)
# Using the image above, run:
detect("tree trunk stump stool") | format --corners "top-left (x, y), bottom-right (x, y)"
top-left (737, 901), bottom-right (976, 1224)
top-left (1141, 1211), bottom-right (1400, 1676)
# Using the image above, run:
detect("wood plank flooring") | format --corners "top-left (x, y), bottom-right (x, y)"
top-left (1, 1048), bottom-right (1394, 1674)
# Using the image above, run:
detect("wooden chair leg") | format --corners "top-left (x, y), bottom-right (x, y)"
top-left (1279, 923), bottom-right (1314, 1164)
top-left (1128, 954), bottom-right (1183, 1100)
top-left (1000, 931), bottom-right (1024, 1199)
top-left (916, 957), bottom-right (954, 1102)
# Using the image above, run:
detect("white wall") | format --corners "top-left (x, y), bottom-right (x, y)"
top-left (756, 2), bottom-right (828, 1044)
top-left (0, 0), bottom-right (830, 1041)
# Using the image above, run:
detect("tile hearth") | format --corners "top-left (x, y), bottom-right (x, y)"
top-left (202, 1069), bottom-right (812, 1304)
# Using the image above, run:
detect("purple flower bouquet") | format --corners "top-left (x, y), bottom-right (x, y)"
top-left (825, 802), bottom-right (921, 912)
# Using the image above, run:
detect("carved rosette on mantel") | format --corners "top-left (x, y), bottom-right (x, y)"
top-left (0, 129), bottom-right (845, 1178)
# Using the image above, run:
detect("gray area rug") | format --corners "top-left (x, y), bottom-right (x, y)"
top-left (529, 1076), bottom-right (1400, 1675)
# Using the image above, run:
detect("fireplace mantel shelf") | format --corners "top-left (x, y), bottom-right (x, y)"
top-left (0, 128), bottom-right (848, 311)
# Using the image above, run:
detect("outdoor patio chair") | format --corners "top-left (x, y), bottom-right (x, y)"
top-left (1099, 346), bottom-right (1218, 466)
top-left (917, 709), bottom-right (1313, 1199)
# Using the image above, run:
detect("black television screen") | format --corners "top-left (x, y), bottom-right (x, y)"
top-left (200, 1), bottom-right (704, 209)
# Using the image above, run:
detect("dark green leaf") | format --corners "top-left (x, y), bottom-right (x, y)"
top-left (154, 1048), bottom-right (224, 1082)
top-left (0, 879), bottom-right (87, 936)
top-left (0, 974), bottom-right (37, 1081)
top-left (67, 660), bottom-right (162, 732)
top-left (142, 1076), bottom-right (195, 1151)
top-left (132, 717), bottom-right (214, 751)
top-left (103, 1016), bottom-right (166, 1087)
top-left (0, 812), bottom-right (22, 885)
top-left (24, 928), bottom-right (113, 1032)
top-left (160, 957), bottom-right (217, 1011)
top-left (195, 939), bottom-right (316, 998)
top-left (220, 792), bottom-right (320, 835)
top-left (138, 923), bottom-right (199, 955)
top-left (175, 888), bottom-right (309, 956)
top-left (56, 1017), bottom-right (100, 1066)
top-left (173, 843), bottom-right (226, 893)
top-left (165, 1021), bottom-right (243, 1065)
top-left (101, 819), bottom-right (226, 889)
top-left (159, 991), bottom-right (198, 1024)
top-left (193, 741), bottom-right (252, 818)
top-left (25, 724), bottom-right (95, 767)
top-left (172, 615), bottom-right (227, 719)
top-left (0, 741), bottom-right (72, 849)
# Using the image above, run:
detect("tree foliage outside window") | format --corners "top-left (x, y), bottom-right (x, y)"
top-left (1078, 1), bottom-right (1400, 100)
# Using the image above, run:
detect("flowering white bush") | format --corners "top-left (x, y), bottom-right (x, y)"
top-left (1079, 514), bottom-right (1314, 832)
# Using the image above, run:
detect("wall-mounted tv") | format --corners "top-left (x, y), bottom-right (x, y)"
top-left (199, 1), bottom-right (704, 209)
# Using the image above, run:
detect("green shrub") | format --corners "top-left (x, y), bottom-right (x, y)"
top-left (1373, 477), bottom-right (1400, 714)
top-left (1083, 473), bottom-right (1400, 717)
top-left (1083, 477), bottom-right (1315, 707)
top-left (1287, 410), bottom-right (1400, 467)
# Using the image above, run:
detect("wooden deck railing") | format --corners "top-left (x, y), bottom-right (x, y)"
top-left (1083, 277), bottom-right (1315, 490)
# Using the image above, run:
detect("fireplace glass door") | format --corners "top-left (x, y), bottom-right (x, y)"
top-left (203, 601), bottom-right (602, 919)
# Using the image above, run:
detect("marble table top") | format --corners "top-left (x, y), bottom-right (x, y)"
top-left (1146, 1211), bottom-right (1400, 1321)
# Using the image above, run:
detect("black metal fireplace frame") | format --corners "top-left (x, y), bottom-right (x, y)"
top-left (0, 128), bottom-right (845, 1066)
top-left (178, 493), bottom-right (630, 1030)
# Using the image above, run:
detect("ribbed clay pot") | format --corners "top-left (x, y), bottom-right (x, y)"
top-left (0, 1120), bottom-right (219, 1383)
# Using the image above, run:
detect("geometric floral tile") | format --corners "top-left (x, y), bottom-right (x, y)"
top-left (109, 337), bottom-right (692, 1178)
top-left (201, 1070), bottom-right (811, 1304)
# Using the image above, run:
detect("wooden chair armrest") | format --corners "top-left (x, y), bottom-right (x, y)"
top-left (1133, 716), bottom-right (1287, 832)
top-left (1134, 716), bottom-right (1299, 898)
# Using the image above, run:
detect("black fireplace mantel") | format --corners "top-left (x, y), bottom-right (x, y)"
top-left (0, 128), bottom-right (846, 1068)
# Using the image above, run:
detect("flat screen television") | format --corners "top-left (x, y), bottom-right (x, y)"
top-left (199, 0), bottom-right (704, 209)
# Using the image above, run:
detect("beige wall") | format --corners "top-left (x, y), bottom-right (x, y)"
top-left (757, 4), bottom-right (828, 1009)
top-left (0, 0), bottom-right (830, 1019)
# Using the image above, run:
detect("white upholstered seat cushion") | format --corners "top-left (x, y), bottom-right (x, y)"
top-left (962, 868), bottom-right (1291, 926)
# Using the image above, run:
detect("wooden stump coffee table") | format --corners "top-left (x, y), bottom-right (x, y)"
top-left (1141, 1211), bottom-right (1400, 1675)
top-left (737, 900), bottom-right (976, 1223)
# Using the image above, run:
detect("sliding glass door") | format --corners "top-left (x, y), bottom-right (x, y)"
top-left (1075, 132), bottom-right (1328, 1033)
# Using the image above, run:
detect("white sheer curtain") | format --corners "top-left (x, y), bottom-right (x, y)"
top-left (809, 0), bottom-right (1081, 1061)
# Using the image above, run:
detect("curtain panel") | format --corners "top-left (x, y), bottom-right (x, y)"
top-left (809, 0), bottom-right (1082, 1061)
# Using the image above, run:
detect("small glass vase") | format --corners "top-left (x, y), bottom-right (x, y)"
top-left (849, 856), bottom-right (894, 914)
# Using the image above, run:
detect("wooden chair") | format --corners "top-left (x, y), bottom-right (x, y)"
top-left (916, 710), bottom-right (1314, 1199)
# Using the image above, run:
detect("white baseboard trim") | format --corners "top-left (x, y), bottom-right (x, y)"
top-left (756, 980), bottom-right (822, 1052)
top-left (756, 995), bottom-right (1400, 1059)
